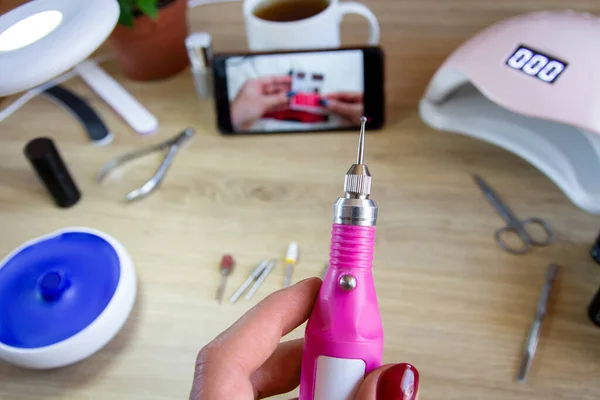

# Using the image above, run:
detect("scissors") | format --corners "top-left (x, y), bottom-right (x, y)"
top-left (473, 174), bottom-right (554, 254)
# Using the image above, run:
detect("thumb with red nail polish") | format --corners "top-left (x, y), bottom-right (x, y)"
top-left (354, 363), bottom-right (420, 400)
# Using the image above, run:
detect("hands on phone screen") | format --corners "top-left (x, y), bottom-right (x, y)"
top-left (230, 76), bottom-right (292, 130)
top-left (230, 81), bottom-right (365, 129)
top-left (321, 91), bottom-right (364, 125)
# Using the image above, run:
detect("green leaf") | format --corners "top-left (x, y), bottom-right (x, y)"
top-left (117, 0), bottom-right (135, 27)
top-left (137, 0), bottom-right (159, 19)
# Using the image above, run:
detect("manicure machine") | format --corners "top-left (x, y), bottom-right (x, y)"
top-left (419, 10), bottom-right (600, 214)
top-left (300, 117), bottom-right (383, 400)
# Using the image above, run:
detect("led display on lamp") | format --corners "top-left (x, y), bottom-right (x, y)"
top-left (505, 45), bottom-right (567, 84)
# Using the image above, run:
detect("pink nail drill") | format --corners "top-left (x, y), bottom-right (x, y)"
top-left (300, 117), bottom-right (383, 400)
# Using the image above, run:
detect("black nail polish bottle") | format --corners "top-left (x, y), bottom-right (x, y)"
top-left (591, 230), bottom-right (600, 264)
top-left (589, 286), bottom-right (600, 328)
top-left (24, 137), bottom-right (81, 208)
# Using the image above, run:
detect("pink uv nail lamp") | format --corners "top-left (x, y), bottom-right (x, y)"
top-left (419, 10), bottom-right (600, 214)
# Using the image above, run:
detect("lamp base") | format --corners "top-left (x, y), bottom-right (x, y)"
top-left (109, 0), bottom-right (189, 81)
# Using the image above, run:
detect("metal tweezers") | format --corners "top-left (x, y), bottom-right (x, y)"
top-left (97, 127), bottom-right (195, 202)
top-left (516, 263), bottom-right (559, 383)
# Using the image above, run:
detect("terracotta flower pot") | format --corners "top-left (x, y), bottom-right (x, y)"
top-left (109, 0), bottom-right (189, 81)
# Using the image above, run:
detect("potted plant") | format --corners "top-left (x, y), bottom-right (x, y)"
top-left (109, 0), bottom-right (190, 81)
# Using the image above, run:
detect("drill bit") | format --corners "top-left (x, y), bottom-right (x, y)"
top-left (215, 255), bottom-right (234, 303)
top-left (333, 116), bottom-right (377, 226)
top-left (344, 117), bottom-right (371, 198)
top-left (245, 258), bottom-right (277, 300)
top-left (357, 116), bottom-right (366, 164)
top-left (283, 241), bottom-right (299, 288)
top-left (516, 263), bottom-right (559, 383)
top-left (230, 259), bottom-right (267, 304)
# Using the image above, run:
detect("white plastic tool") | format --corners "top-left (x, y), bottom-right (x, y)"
top-left (185, 32), bottom-right (213, 99)
top-left (419, 10), bottom-right (600, 215)
top-left (76, 60), bottom-right (159, 135)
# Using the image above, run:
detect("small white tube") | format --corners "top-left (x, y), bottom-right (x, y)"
top-left (186, 32), bottom-right (213, 99)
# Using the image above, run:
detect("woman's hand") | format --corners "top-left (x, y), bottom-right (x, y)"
top-left (321, 91), bottom-right (364, 125)
top-left (190, 278), bottom-right (420, 400)
top-left (230, 76), bottom-right (292, 130)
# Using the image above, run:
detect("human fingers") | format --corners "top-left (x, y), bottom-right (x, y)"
top-left (262, 91), bottom-right (292, 111)
top-left (355, 363), bottom-right (420, 400)
top-left (269, 103), bottom-right (292, 113)
top-left (322, 99), bottom-right (362, 118)
top-left (263, 81), bottom-right (292, 95)
top-left (260, 76), bottom-right (293, 95)
top-left (324, 91), bottom-right (363, 103)
top-left (250, 338), bottom-right (304, 398)
top-left (192, 278), bottom-right (321, 398)
top-left (259, 75), bottom-right (293, 88)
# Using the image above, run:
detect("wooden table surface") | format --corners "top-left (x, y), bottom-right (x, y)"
top-left (1, 1), bottom-right (600, 399)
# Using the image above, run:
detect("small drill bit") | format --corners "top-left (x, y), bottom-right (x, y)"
top-left (245, 258), bottom-right (277, 300)
top-left (283, 241), bottom-right (299, 288)
top-left (215, 255), bottom-right (234, 304)
top-left (335, 115), bottom-right (376, 226)
top-left (230, 259), bottom-right (268, 304)
top-left (357, 116), bottom-right (367, 164)
top-left (516, 263), bottom-right (559, 383)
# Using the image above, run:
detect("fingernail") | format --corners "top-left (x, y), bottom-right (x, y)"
top-left (318, 99), bottom-right (328, 106)
top-left (287, 91), bottom-right (296, 97)
top-left (377, 363), bottom-right (419, 400)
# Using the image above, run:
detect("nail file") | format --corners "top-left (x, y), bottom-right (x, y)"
top-left (43, 85), bottom-right (113, 146)
top-left (75, 60), bottom-right (159, 135)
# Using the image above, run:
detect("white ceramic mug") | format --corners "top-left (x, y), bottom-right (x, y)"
top-left (243, 0), bottom-right (380, 51)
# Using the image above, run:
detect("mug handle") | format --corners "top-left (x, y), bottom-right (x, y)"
top-left (338, 2), bottom-right (381, 45)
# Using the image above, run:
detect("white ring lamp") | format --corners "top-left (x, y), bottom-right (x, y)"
top-left (0, 0), bottom-right (119, 96)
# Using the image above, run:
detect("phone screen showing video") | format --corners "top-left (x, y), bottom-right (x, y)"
top-left (224, 49), bottom-right (364, 133)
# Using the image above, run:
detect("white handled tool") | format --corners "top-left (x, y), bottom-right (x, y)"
top-left (75, 60), bottom-right (158, 135)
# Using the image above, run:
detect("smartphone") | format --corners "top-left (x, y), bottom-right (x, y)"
top-left (212, 46), bottom-right (385, 134)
